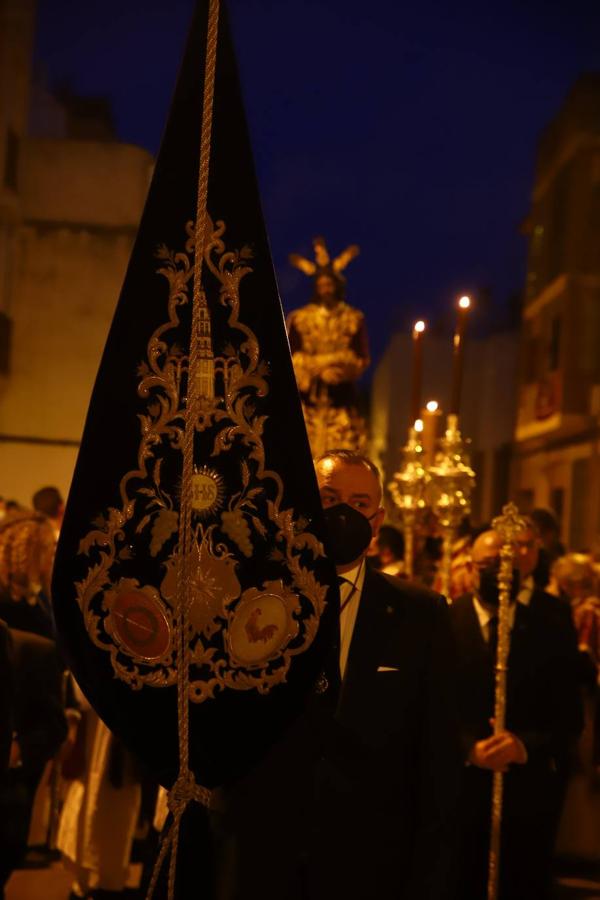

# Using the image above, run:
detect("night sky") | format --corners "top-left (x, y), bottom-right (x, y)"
top-left (34, 0), bottom-right (600, 368)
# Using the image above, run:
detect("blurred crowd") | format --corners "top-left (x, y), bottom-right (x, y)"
top-left (0, 487), bottom-right (598, 899)
top-left (0, 489), bottom-right (159, 900)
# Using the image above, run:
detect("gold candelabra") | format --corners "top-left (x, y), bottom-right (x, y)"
top-left (388, 424), bottom-right (429, 579)
top-left (425, 413), bottom-right (475, 599)
top-left (389, 413), bottom-right (475, 593)
top-left (390, 294), bottom-right (475, 595)
top-left (487, 502), bottom-right (527, 900)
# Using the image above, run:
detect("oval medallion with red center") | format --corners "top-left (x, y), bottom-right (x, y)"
top-left (111, 590), bottom-right (171, 661)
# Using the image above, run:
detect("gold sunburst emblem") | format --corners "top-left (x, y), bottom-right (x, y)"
top-left (191, 466), bottom-right (225, 519)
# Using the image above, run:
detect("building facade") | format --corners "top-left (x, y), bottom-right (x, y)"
top-left (512, 74), bottom-right (600, 549)
top-left (0, 0), bottom-right (153, 505)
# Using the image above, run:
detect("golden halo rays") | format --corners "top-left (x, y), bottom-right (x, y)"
top-left (191, 466), bottom-right (225, 519)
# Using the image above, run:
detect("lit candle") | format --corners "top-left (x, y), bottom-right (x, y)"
top-left (421, 400), bottom-right (441, 465)
top-left (411, 320), bottom-right (426, 425)
top-left (450, 296), bottom-right (471, 416)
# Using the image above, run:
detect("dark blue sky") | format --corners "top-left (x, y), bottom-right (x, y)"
top-left (34, 0), bottom-right (599, 366)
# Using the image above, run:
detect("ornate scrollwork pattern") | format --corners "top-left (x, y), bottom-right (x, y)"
top-left (75, 218), bottom-right (328, 701)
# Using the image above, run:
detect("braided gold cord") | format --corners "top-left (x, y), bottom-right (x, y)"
top-left (146, 2), bottom-right (221, 897)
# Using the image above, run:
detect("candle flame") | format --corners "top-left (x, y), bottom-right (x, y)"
top-left (414, 418), bottom-right (424, 433)
top-left (458, 296), bottom-right (471, 309)
top-left (413, 320), bottom-right (426, 334)
top-left (426, 400), bottom-right (439, 413)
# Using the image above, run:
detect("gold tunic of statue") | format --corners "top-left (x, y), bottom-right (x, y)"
top-left (287, 237), bottom-right (370, 457)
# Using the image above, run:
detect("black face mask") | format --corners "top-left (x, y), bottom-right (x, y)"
top-left (322, 503), bottom-right (374, 566)
top-left (478, 561), bottom-right (521, 608)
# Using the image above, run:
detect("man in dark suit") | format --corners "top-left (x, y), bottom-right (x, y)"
top-left (307, 449), bottom-right (461, 900)
top-left (211, 450), bottom-right (461, 900)
top-left (449, 529), bottom-right (583, 900)
top-left (514, 517), bottom-right (578, 823)
top-left (0, 627), bottom-right (67, 896)
top-left (514, 517), bottom-right (572, 625)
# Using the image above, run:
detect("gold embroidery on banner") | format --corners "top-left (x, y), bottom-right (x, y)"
top-left (191, 466), bottom-right (224, 517)
top-left (75, 218), bottom-right (327, 700)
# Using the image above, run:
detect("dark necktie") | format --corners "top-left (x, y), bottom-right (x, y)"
top-left (338, 576), bottom-right (354, 614)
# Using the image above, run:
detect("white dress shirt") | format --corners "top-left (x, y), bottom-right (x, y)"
top-left (338, 559), bottom-right (367, 678)
top-left (517, 574), bottom-right (534, 608)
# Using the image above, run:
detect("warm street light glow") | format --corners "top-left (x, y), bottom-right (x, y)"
top-left (458, 295), bottom-right (471, 309)
top-left (413, 320), bottom-right (426, 334)
top-left (426, 400), bottom-right (439, 413)
top-left (414, 418), bottom-right (424, 433)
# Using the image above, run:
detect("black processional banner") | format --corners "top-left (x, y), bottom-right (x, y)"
top-left (52, 0), bottom-right (339, 795)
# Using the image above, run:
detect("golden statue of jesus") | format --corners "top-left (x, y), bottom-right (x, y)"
top-left (287, 237), bottom-right (370, 457)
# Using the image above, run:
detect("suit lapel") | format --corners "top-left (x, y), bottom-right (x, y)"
top-left (342, 567), bottom-right (382, 677)
top-left (460, 597), bottom-right (531, 682)
top-left (455, 595), bottom-right (490, 666)
top-left (336, 568), bottom-right (399, 718)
